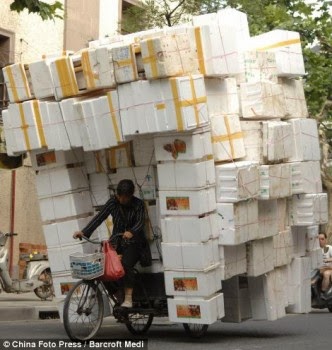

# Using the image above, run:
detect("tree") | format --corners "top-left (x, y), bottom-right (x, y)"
top-left (10, 0), bottom-right (64, 20)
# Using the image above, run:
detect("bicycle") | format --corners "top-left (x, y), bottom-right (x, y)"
top-left (63, 234), bottom-right (209, 341)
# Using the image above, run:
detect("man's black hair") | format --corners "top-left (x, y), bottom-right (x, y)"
top-left (319, 232), bottom-right (327, 239)
top-left (116, 179), bottom-right (135, 196)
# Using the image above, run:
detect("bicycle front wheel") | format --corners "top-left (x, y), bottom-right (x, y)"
top-left (63, 280), bottom-right (104, 341)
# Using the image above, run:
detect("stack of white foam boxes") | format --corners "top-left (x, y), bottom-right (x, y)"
top-left (2, 6), bottom-right (328, 327)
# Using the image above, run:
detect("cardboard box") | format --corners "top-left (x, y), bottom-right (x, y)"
top-left (167, 293), bottom-right (224, 324)
top-left (157, 159), bottom-right (215, 190)
top-left (287, 119), bottom-right (320, 162)
top-left (205, 78), bottom-right (240, 116)
top-left (81, 46), bottom-right (116, 90)
top-left (258, 200), bottom-right (279, 239)
top-left (273, 228), bottom-right (293, 267)
top-left (217, 200), bottom-right (259, 245)
top-left (250, 30), bottom-right (305, 77)
top-left (223, 244), bottom-right (247, 280)
top-left (154, 129), bottom-right (212, 161)
top-left (215, 161), bottom-right (260, 203)
top-left (280, 78), bottom-right (308, 119)
top-left (161, 239), bottom-right (219, 270)
top-left (259, 163), bottom-right (291, 199)
top-left (164, 265), bottom-right (222, 297)
top-left (240, 81), bottom-right (286, 119)
top-left (35, 166), bottom-right (88, 198)
top-left (289, 193), bottom-right (328, 226)
top-left (2, 63), bottom-right (33, 103)
top-left (247, 237), bottom-right (274, 277)
top-left (290, 161), bottom-right (322, 195)
top-left (39, 190), bottom-right (94, 223)
top-left (211, 114), bottom-right (246, 162)
top-left (159, 187), bottom-right (216, 216)
top-left (28, 60), bottom-right (55, 99)
top-left (161, 213), bottom-right (218, 243)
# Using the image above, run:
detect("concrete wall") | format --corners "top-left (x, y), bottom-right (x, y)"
top-left (0, 0), bottom-right (65, 63)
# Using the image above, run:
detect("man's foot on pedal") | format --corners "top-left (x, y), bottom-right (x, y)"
top-left (120, 300), bottom-right (132, 308)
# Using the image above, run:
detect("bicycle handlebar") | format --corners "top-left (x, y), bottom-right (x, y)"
top-left (0, 232), bottom-right (18, 237)
top-left (79, 233), bottom-right (123, 244)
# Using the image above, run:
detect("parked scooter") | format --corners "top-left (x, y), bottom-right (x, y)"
top-left (311, 269), bottom-right (332, 312)
top-left (0, 232), bottom-right (53, 300)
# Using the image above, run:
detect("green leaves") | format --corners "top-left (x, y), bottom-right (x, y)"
top-left (10, 0), bottom-right (64, 21)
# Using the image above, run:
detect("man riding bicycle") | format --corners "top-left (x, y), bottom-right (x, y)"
top-left (73, 179), bottom-right (150, 308)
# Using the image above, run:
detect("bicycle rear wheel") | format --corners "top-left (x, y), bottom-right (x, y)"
top-left (63, 280), bottom-right (104, 341)
top-left (125, 311), bottom-right (154, 335)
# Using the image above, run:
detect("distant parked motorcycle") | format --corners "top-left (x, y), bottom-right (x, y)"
top-left (0, 232), bottom-right (53, 300)
top-left (311, 269), bottom-right (332, 312)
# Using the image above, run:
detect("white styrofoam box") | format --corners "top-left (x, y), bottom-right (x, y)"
top-left (240, 120), bottom-right (293, 163)
top-left (2, 109), bottom-right (17, 156)
top-left (5, 101), bottom-right (48, 153)
top-left (77, 91), bottom-right (123, 151)
top-left (112, 43), bottom-right (139, 84)
top-left (52, 272), bottom-right (80, 299)
top-left (161, 213), bottom-right (218, 243)
top-left (89, 173), bottom-right (110, 206)
top-left (2, 63), bottom-right (33, 103)
top-left (223, 244), bottom-right (247, 280)
top-left (159, 187), bottom-right (216, 216)
top-left (306, 248), bottom-right (323, 270)
top-left (39, 190), bottom-right (94, 223)
top-left (157, 159), bottom-right (215, 190)
top-left (287, 119), bottom-right (320, 162)
top-left (215, 161), bottom-right (259, 203)
top-left (145, 200), bottom-right (161, 240)
top-left (109, 165), bottom-right (157, 200)
top-left (132, 136), bottom-right (157, 166)
top-left (222, 276), bottom-right (252, 323)
top-left (289, 193), bottom-right (328, 226)
top-left (237, 51), bottom-right (278, 84)
top-left (273, 228), bottom-right (293, 267)
top-left (49, 56), bottom-right (79, 100)
top-left (154, 130), bottom-right (212, 161)
top-left (47, 241), bottom-right (95, 274)
top-left (247, 237), bottom-right (274, 277)
top-left (217, 200), bottom-right (259, 245)
top-left (277, 198), bottom-right (289, 232)
top-left (248, 267), bottom-right (288, 321)
top-left (164, 264), bottom-right (222, 297)
top-left (259, 163), bottom-right (291, 200)
top-left (59, 98), bottom-right (84, 148)
top-left (161, 239), bottom-right (219, 270)
top-left (30, 149), bottom-right (84, 171)
top-left (258, 200), bottom-right (279, 239)
top-left (240, 81), bottom-right (286, 119)
top-left (280, 78), bottom-right (308, 119)
top-left (286, 257), bottom-right (311, 314)
top-left (83, 150), bottom-right (108, 174)
top-left (140, 32), bottom-right (199, 79)
top-left (305, 225), bottom-right (319, 252)
top-left (28, 60), bottom-right (55, 99)
top-left (193, 8), bottom-right (250, 76)
top-left (205, 78), bottom-right (240, 116)
top-left (290, 161), bottom-right (322, 195)
top-left (119, 75), bottom-right (208, 136)
top-left (81, 46), bottom-right (116, 90)
top-left (167, 292), bottom-right (224, 324)
top-left (291, 226), bottom-right (307, 258)
top-left (250, 30), bottom-right (305, 77)
top-left (210, 114), bottom-right (246, 162)
top-left (35, 166), bottom-right (88, 198)
top-left (39, 101), bottom-right (71, 151)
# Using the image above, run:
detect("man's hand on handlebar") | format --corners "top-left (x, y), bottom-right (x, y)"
top-left (73, 231), bottom-right (84, 240)
top-left (123, 231), bottom-right (133, 239)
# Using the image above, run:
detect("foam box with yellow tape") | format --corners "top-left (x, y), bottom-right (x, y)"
top-left (112, 43), bottom-right (139, 84)
top-left (28, 60), bottom-right (55, 99)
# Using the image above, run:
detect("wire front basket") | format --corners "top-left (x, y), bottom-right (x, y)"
top-left (69, 252), bottom-right (105, 280)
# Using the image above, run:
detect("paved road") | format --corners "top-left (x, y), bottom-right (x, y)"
top-left (0, 310), bottom-right (331, 350)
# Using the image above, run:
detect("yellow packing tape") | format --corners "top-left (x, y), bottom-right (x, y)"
top-left (4, 66), bottom-right (19, 102)
top-left (81, 50), bottom-right (97, 89)
top-left (142, 39), bottom-right (159, 78)
top-left (170, 78), bottom-right (184, 131)
top-left (194, 27), bottom-right (206, 75)
top-left (257, 38), bottom-right (301, 51)
top-left (32, 100), bottom-right (47, 148)
top-left (115, 45), bottom-right (138, 80)
top-left (189, 75), bottom-right (200, 127)
top-left (18, 103), bottom-right (31, 151)
top-left (107, 92), bottom-right (121, 143)
top-left (155, 103), bottom-right (166, 110)
top-left (19, 64), bottom-right (31, 98)
top-left (55, 57), bottom-right (79, 98)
